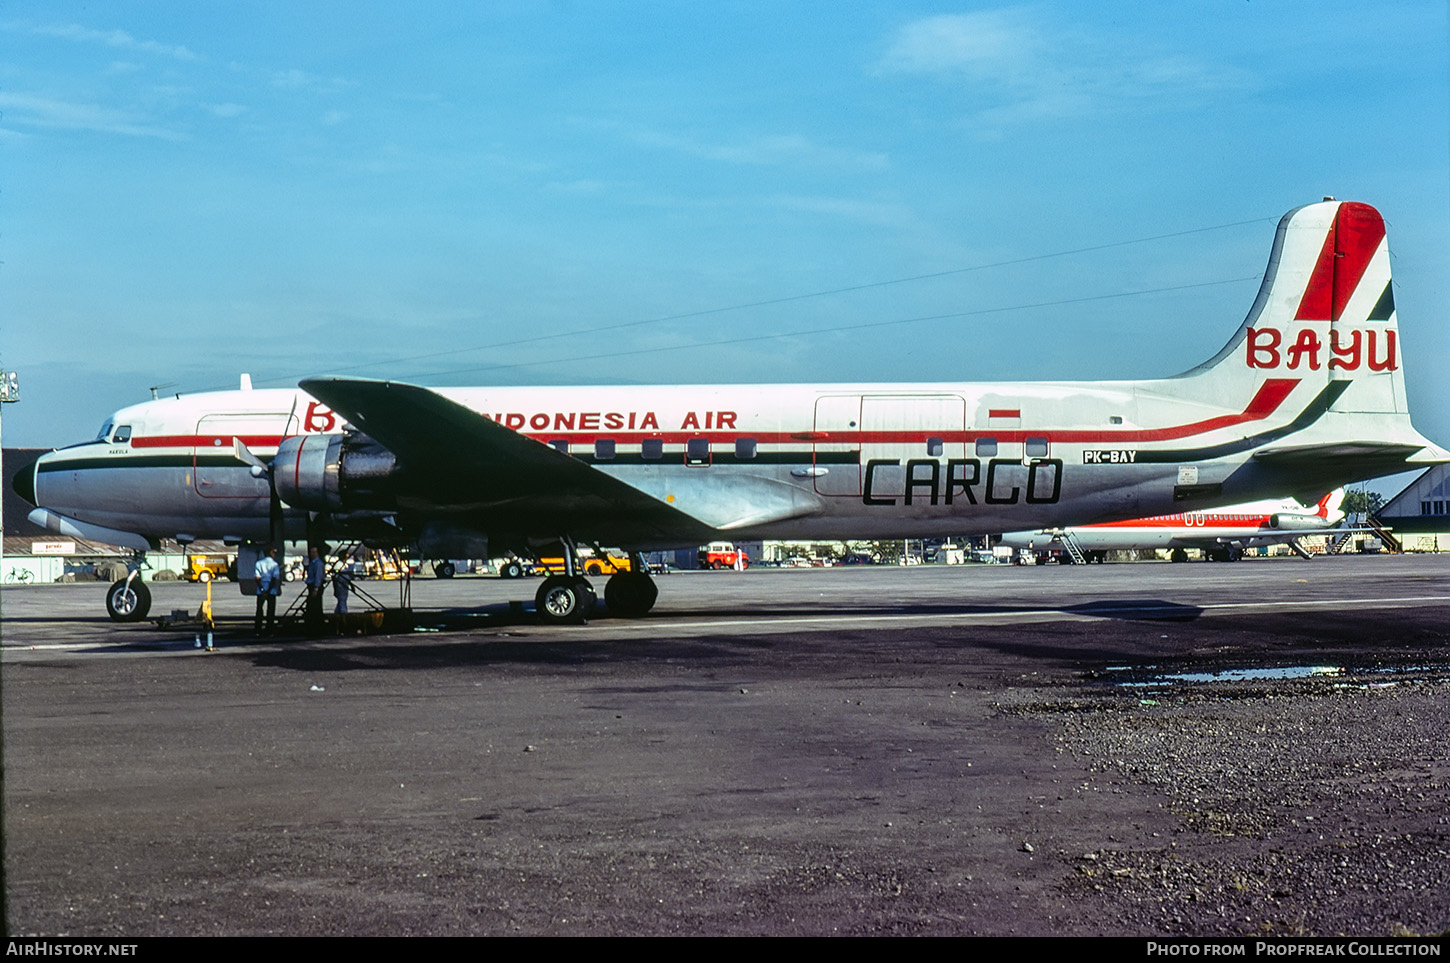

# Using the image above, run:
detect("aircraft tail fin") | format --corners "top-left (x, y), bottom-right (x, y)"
top-left (1316, 489), bottom-right (1346, 521)
top-left (1185, 199), bottom-right (1403, 410)
top-left (1173, 199), bottom-right (1445, 483)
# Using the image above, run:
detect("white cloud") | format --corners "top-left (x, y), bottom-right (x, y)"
top-left (0, 91), bottom-right (183, 140)
top-left (879, 10), bottom-right (1046, 80)
top-left (594, 120), bottom-right (888, 172)
top-left (6, 21), bottom-right (198, 61)
top-left (878, 9), bottom-right (1250, 125)
top-left (271, 68), bottom-right (352, 94)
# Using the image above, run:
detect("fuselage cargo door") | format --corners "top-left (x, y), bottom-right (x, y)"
top-left (811, 395), bottom-right (862, 496)
top-left (858, 395), bottom-right (968, 505)
top-left (193, 413), bottom-right (288, 499)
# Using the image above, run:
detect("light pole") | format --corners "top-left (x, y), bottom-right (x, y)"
top-left (0, 370), bottom-right (18, 585)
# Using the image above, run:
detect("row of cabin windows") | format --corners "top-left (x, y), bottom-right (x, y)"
top-left (549, 436), bottom-right (1049, 461)
top-left (551, 438), bottom-right (761, 462)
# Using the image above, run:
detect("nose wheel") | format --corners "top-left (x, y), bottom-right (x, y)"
top-left (105, 576), bottom-right (152, 623)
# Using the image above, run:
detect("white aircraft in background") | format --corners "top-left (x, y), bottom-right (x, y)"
top-left (14, 198), bottom-right (1446, 624)
top-left (995, 489), bottom-right (1360, 562)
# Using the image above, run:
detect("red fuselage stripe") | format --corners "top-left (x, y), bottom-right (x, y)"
top-left (123, 379), bottom-right (1301, 450)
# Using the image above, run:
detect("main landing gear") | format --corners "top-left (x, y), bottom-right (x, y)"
top-left (532, 544), bottom-right (658, 624)
top-left (535, 575), bottom-right (596, 624)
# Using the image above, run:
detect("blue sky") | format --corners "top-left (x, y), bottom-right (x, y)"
top-left (2, 1), bottom-right (1447, 497)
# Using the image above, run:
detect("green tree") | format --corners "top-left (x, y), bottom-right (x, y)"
top-left (1342, 488), bottom-right (1385, 516)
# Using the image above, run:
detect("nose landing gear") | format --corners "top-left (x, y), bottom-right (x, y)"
top-left (105, 569), bottom-right (152, 623)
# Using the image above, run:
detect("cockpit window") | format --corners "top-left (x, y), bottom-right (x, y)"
top-left (96, 421), bottom-right (114, 441)
top-left (113, 425), bottom-right (132, 443)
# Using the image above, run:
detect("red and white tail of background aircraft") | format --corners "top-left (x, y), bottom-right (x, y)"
top-left (14, 198), bottom-right (1448, 624)
top-left (996, 490), bottom-right (1354, 562)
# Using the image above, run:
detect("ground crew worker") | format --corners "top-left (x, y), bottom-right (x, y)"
top-left (304, 545), bottom-right (327, 635)
top-left (254, 546), bottom-right (281, 635)
top-left (333, 563), bottom-right (351, 614)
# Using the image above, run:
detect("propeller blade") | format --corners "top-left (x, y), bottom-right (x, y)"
top-left (232, 438), bottom-right (270, 477)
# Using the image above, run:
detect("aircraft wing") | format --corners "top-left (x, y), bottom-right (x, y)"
top-left (299, 378), bottom-right (819, 543)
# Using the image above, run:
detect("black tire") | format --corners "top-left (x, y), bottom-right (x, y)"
top-left (501, 560), bottom-right (523, 579)
top-left (1170, 549), bottom-right (1188, 563)
top-left (199, 570), bottom-right (212, 583)
top-left (435, 561), bottom-right (456, 578)
top-left (605, 572), bottom-right (658, 618)
top-left (535, 576), bottom-right (592, 624)
top-left (105, 578), bottom-right (151, 623)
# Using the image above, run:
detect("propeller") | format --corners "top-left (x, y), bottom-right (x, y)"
top-left (233, 438), bottom-right (287, 549)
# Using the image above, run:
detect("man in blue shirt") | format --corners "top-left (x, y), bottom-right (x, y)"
top-left (254, 546), bottom-right (281, 635)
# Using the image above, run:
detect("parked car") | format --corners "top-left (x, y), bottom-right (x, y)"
top-left (698, 542), bottom-right (749, 569)
top-left (187, 555), bottom-right (235, 582)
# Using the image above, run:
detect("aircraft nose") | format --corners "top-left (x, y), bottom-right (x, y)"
top-left (11, 456), bottom-right (38, 507)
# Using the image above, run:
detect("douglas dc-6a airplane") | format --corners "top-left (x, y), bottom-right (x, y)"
top-left (996, 490), bottom-right (1352, 563)
top-left (13, 199), bottom-right (1447, 624)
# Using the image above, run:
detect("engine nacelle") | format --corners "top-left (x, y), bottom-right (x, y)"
top-left (1267, 512), bottom-right (1326, 531)
top-left (274, 431), bottom-right (401, 512)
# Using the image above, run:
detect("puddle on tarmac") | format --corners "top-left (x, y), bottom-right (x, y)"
top-left (1103, 663), bottom-right (1450, 688)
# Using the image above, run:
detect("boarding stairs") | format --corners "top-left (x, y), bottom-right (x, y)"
top-left (280, 542), bottom-right (401, 628)
top-left (1057, 532), bottom-right (1088, 565)
top-left (1367, 517), bottom-right (1402, 554)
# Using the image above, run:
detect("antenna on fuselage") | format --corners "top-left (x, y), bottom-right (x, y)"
top-left (148, 382), bottom-right (178, 400)
top-left (240, 374), bottom-right (253, 391)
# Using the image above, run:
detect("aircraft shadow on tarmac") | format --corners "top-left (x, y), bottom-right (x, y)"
top-left (218, 596), bottom-right (1210, 674)
top-left (420, 597), bottom-right (1207, 625)
top-left (53, 595), bottom-right (1206, 664)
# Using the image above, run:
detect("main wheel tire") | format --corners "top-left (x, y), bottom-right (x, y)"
top-left (435, 561), bottom-right (456, 578)
top-left (535, 576), bottom-right (592, 624)
top-left (1170, 549), bottom-right (1188, 563)
top-left (605, 572), bottom-right (658, 618)
top-left (501, 560), bottom-right (523, 579)
top-left (105, 578), bottom-right (151, 623)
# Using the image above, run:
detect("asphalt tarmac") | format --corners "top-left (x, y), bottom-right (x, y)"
top-left (3, 555), bottom-right (1448, 936)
